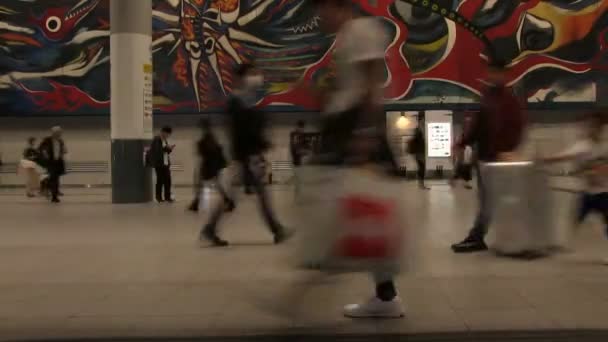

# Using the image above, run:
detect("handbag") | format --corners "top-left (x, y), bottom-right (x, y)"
top-left (334, 194), bottom-right (402, 256)
top-left (294, 166), bottom-right (406, 274)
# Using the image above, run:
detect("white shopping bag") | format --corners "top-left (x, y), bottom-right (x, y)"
top-left (294, 166), bottom-right (407, 274)
top-left (482, 161), bottom-right (557, 255)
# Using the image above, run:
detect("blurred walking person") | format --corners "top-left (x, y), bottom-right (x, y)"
top-left (19, 137), bottom-right (43, 197)
top-left (541, 113), bottom-right (607, 261)
top-left (290, 120), bottom-right (307, 199)
top-left (311, 0), bottom-right (403, 318)
top-left (39, 126), bottom-right (67, 203)
top-left (450, 115), bottom-right (474, 189)
top-left (199, 63), bottom-right (290, 246)
top-left (188, 119), bottom-right (235, 213)
top-left (451, 59), bottom-right (527, 253)
top-left (149, 126), bottom-right (175, 203)
top-left (408, 115), bottom-right (429, 190)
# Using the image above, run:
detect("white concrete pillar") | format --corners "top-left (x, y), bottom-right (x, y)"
top-left (110, 0), bottom-right (153, 203)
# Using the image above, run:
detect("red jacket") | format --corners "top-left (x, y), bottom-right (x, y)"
top-left (459, 86), bottom-right (526, 162)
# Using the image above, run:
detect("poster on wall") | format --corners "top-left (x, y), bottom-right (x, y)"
top-left (427, 123), bottom-right (451, 158)
top-left (143, 63), bottom-right (153, 138)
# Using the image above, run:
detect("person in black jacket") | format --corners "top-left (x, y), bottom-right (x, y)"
top-left (290, 120), bottom-right (307, 167)
top-left (199, 63), bottom-right (290, 246)
top-left (188, 119), bottom-right (235, 212)
top-left (290, 120), bottom-right (307, 200)
top-left (39, 126), bottom-right (67, 203)
top-left (149, 126), bottom-right (175, 203)
top-left (408, 115), bottom-right (429, 190)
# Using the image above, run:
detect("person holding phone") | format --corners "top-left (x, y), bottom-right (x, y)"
top-left (150, 126), bottom-right (175, 203)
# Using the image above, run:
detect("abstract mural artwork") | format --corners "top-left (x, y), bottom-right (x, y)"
top-left (0, 0), bottom-right (607, 115)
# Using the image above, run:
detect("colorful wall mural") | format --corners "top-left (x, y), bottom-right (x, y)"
top-left (0, 0), bottom-right (607, 115)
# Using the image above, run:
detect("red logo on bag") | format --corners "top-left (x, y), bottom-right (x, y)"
top-left (335, 195), bottom-right (402, 259)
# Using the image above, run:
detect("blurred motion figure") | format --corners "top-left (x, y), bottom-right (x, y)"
top-left (451, 114), bottom-right (475, 189)
top-left (451, 59), bottom-right (527, 253)
top-left (408, 114), bottom-right (429, 190)
top-left (188, 119), bottom-right (234, 213)
top-left (290, 120), bottom-right (307, 199)
top-left (312, 0), bottom-right (403, 319)
top-left (199, 63), bottom-right (290, 247)
top-left (20, 137), bottom-right (43, 198)
top-left (542, 113), bottom-right (607, 260)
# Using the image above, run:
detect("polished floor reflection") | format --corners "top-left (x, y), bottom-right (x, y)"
top-left (0, 182), bottom-right (606, 340)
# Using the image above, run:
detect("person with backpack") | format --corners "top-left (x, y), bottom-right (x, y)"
top-left (451, 59), bottom-right (527, 253)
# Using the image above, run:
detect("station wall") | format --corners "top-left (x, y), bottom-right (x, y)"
top-left (0, 115), bottom-right (308, 186)
top-left (1, 0), bottom-right (608, 116)
top-left (0, 113), bottom-right (589, 187)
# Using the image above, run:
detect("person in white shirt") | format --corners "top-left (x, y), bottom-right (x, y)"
top-left (312, 0), bottom-right (403, 319)
top-left (542, 112), bottom-right (607, 261)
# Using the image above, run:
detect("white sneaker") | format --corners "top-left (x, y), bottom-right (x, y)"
top-left (343, 296), bottom-right (405, 318)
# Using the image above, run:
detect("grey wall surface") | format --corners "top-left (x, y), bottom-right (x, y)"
top-left (0, 112), bottom-right (592, 186)
top-left (0, 113), bottom-right (318, 187)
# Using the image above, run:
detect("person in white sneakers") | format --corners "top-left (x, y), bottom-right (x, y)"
top-left (312, 0), bottom-right (404, 318)
top-left (542, 112), bottom-right (607, 261)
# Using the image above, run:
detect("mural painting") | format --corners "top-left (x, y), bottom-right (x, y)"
top-left (0, 0), bottom-right (607, 115)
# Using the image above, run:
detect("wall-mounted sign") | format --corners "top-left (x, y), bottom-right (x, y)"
top-left (427, 122), bottom-right (451, 157)
top-left (143, 63), bottom-right (153, 137)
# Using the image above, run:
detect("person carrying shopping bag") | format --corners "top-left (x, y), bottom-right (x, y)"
top-left (188, 119), bottom-right (235, 213)
top-left (451, 59), bottom-right (527, 253)
top-left (19, 137), bottom-right (44, 198)
top-left (297, 0), bottom-right (405, 318)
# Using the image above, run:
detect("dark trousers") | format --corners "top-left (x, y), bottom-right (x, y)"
top-left (204, 159), bottom-right (283, 236)
top-left (416, 156), bottom-right (426, 185)
top-left (453, 163), bottom-right (473, 182)
top-left (155, 165), bottom-right (172, 201)
top-left (48, 169), bottom-right (61, 200)
top-left (577, 192), bottom-right (608, 234)
top-left (243, 162), bottom-right (256, 193)
top-left (468, 162), bottom-right (491, 241)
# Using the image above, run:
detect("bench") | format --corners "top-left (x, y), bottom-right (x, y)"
top-left (270, 160), bottom-right (294, 184)
top-left (170, 163), bottom-right (185, 172)
top-left (0, 162), bottom-right (18, 174)
top-left (0, 161), bottom-right (110, 174)
top-left (1, 161), bottom-right (185, 173)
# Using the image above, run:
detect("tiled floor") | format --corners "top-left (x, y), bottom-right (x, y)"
top-left (0, 180), bottom-right (607, 341)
